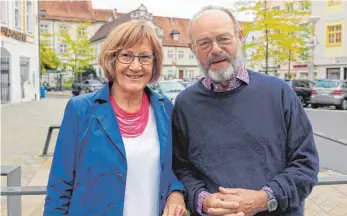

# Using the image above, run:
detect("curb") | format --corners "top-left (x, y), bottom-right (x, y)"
top-left (314, 131), bottom-right (347, 146)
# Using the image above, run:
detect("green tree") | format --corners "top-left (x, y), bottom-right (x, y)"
top-left (40, 33), bottom-right (61, 73)
top-left (58, 22), bottom-right (96, 81)
top-left (240, 0), bottom-right (313, 75)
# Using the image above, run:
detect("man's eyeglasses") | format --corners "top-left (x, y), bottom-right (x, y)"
top-left (195, 35), bottom-right (235, 53)
top-left (116, 52), bottom-right (155, 65)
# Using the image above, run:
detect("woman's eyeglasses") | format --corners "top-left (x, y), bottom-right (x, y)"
top-left (116, 52), bottom-right (155, 65)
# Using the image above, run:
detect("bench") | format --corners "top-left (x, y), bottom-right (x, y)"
top-left (42, 124), bottom-right (60, 156)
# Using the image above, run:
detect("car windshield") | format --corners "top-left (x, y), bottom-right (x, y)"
top-left (315, 80), bottom-right (339, 88)
top-left (159, 81), bottom-right (185, 93)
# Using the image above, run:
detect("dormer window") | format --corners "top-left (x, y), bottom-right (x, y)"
top-left (170, 30), bottom-right (180, 40)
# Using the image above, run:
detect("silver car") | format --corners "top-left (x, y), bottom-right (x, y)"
top-left (149, 80), bottom-right (185, 103)
top-left (310, 79), bottom-right (347, 110)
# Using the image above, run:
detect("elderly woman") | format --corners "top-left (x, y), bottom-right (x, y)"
top-left (44, 20), bottom-right (186, 216)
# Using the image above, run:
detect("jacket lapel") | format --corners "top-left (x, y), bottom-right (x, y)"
top-left (148, 89), bottom-right (167, 165)
top-left (91, 83), bottom-right (168, 164)
top-left (92, 83), bottom-right (126, 160)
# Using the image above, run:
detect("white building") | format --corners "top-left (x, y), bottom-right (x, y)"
top-left (1, 0), bottom-right (40, 103)
top-left (38, 1), bottom-right (115, 84)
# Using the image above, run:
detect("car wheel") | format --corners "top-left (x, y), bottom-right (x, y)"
top-left (303, 103), bottom-right (309, 107)
top-left (337, 99), bottom-right (347, 110)
top-left (311, 104), bottom-right (319, 109)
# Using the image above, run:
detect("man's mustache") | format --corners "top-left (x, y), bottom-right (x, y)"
top-left (207, 53), bottom-right (232, 68)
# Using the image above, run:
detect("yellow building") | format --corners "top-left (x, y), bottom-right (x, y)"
top-left (312, 0), bottom-right (347, 80)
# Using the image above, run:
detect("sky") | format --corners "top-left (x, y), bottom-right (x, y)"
top-left (91, 0), bottom-right (252, 20)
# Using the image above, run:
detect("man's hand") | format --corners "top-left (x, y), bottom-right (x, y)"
top-left (162, 191), bottom-right (186, 216)
top-left (214, 187), bottom-right (268, 216)
top-left (203, 192), bottom-right (244, 216)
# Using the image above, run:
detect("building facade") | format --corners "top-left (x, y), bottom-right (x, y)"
top-left (1, 0), bottom-right (40, 103)
top-left (38, 1), bottom-right (115, 84)
top-left (312, 0), bottom-right (347, 80)
top-left (90, 5), bottom-right (202, 81)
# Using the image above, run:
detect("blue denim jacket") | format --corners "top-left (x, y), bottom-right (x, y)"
top-left (44, 82), bottom-right (185, 215)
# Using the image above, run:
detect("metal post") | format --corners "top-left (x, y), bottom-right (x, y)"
top-left (7, 166), bottom-right (22, 216)
top-left (42, 127), bottom-right (53, 156)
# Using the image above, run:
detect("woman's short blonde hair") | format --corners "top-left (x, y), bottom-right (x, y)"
top-left (99, 20), bottom-right (163, 83)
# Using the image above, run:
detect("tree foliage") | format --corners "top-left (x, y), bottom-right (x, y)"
top-left (40, 33), bottom-right (61, 73)
top-left (58, 22), bottom-right (95, 79)
top-left (240, 0), bottom-right (313, 74)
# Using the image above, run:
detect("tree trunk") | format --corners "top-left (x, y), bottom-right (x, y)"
top-left (264, 0), bottom-right (269, 75)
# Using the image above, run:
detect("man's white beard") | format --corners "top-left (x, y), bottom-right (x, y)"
top-left (199, 45), bottom-right (243, 84)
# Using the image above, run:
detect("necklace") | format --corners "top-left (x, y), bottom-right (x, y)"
top-left (110, 92), bottom-right (149, 138)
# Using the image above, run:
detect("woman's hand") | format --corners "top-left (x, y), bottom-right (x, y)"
top-left (162, 191), bottom-right (187, 216)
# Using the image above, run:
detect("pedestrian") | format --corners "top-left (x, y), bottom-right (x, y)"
top-left (44, 20), bottom-right (186, 216)
top-left (172, 6), bottom-right (319, 216)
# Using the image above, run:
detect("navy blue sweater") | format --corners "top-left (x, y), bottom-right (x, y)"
top-left (172, 70), bottom-right (319, 216)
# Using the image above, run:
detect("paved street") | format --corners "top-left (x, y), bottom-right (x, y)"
top-left (306, 108), bottom-right (347, 141)
top-left (1, 96), bottom-right (70, 215)
top-left (1, 96), bottom-right (346, 215)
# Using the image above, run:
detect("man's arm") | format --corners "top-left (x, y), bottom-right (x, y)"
top-left (266, 93), bottom-right (319, 212)
top-left (171, 107), bottom-right (209, 215)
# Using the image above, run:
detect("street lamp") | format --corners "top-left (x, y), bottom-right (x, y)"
top-left (308, 16), bottom-right (319, 82)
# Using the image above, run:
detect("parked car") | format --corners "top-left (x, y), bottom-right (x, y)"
top-left (72, 79), bottom-right (104, 96)
top-left (310, 79), bottom-right (347, 110)
top-left (148, 80), bottom-right (185, 102)
top-left (285, 79), bottom-right (315, 107)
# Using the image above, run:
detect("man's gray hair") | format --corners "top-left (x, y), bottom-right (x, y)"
top-left (188, 5), bottom-right (240, 43)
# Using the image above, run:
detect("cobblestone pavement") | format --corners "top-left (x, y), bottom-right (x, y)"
top-left (1, 96), bottom-right (347, 215)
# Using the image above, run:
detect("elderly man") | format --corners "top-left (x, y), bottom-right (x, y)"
top-left (172, 6), bottom-right (319, 216)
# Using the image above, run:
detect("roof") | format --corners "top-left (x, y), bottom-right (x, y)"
top-left (90, 15), bottom-right (191, 47)
top-left (153, 16), bottom-right (190, 47)
top-left (90, 14), bottom-right (132, 42)
top-left (39, 1), bottom-right (114, 22)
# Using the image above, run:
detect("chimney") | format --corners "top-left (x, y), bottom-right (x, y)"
top-left (113, 9), bottom-right (118, 19)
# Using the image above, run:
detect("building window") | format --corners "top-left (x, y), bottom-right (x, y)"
top-left (286, 3), bottom-right (293, 12)
top-left (189, 70), bottom-right (194, 78)
top-left (300, 73), bottom-right (308, 79)
top-left (40, 23), bottom-right (49, 33)
top-left (59, 44), bottom-right (68, 53)
top-left (78, 28), bottom-right (87, 37)
top-left (189, 52), bottom-right (195, 59)
top-left (26, 1), bottom-right (33, 34)
top-left (299, 1), bottom-right (309, 11)
top-left (168, 50), bottom-right (174, 59)
top-left (328, 0), bottom-right (341, 6)
top-left (59, 24), bottom-right (68, 32)
top-left (178, 51), bottom-right (184, 59)
top-left (300, 50), bottom-right (309, 61)
top-left (0, 0), bottom-right (8, 24)
top-left (326, 24), bottom-right (342, 46)
top-left (14, 0), bottom-right (22, 30)
top-left (326, 68), bottom-right (340, 79)
top-left (168, 70), bottom-right (174, 79)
